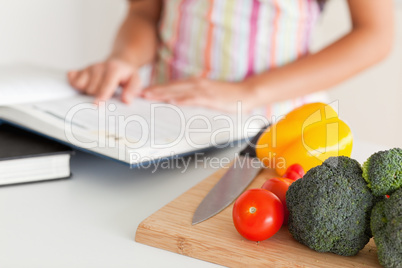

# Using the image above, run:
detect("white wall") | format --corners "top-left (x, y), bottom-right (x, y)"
top-left (313, 0), bottom-right (402, 148)
top-left (1, 0), bottom-right (401, 147)
top-left (0, 0), bottom-right (126, 69)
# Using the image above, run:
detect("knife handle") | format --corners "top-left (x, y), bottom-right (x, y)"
top-left (239, 125), bottom-right (269, 158)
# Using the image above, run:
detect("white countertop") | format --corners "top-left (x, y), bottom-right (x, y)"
top-left (0, 140), bottom-right (388, 268)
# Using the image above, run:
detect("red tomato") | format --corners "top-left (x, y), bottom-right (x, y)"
top-left (283, 164), bottom-right (305, 181)
top-left (232, 189), bottom-right (284, 241)
top-left (283, 170), bottom-right (301, 181)
top-left (277, 177), bottom-right (294, 186)
top-left (261, 178), bottom-right (291, 224)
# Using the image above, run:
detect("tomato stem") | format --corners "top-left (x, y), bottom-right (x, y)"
top-left (249, 207), bottom-right (257, 214)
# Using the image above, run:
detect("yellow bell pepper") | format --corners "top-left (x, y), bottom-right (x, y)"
top-left (256, 102), bottom-right (353, 176)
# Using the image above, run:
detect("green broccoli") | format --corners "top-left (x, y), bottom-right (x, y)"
top-left (362, 148), bottom-right (402, 196)
top-left (286, 156), bottom-right (374, 256)
top-left (371, 188), bottom-right (402, 268)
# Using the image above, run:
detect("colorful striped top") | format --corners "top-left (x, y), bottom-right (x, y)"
top-left (152, 0), bottom-right (328, 117)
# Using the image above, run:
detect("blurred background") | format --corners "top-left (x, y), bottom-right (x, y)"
top-left (1, 0), bottom-right (401, 147)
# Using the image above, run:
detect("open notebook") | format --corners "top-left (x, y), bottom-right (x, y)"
top-left (0, 65), bottom-right (265, 166)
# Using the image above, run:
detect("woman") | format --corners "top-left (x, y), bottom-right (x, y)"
top-left (67, 0), bottom-right (393, 116)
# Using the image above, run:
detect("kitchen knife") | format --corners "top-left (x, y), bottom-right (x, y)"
top-left (192, 127), bottom-right (267, 225)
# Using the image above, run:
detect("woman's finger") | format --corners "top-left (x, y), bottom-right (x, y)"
top-left (94, 70), bottom-right (121, 103)
top-left (142, 80), bottom-right (193, 97)
top-left (67, 70), bottom-right (77, 82)
top-left (121, 73), bottom-right (142, 104)
top-left (74, 70), bottom-right (91, 92)
top-left (143, 84), bottom-right (196, 102)
top-left (144, 89), bottom-right (188, 101)
top-left (171, 95), bottom-right (198, 106)
top-left (67, 70), bottom-right (83, 91)
top-left (86, 65), bottom-right (104, 95)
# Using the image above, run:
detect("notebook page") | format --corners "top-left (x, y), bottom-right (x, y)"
top-left (29, 95), bottom-right (252, 149)
top-left (0, 65), bottom-right (78, 106)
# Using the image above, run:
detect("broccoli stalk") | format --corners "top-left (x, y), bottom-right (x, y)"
top-left (286, 156), bottom-right (374, 256)
top-left (362, 148), bottom-right (402, 196)
top-left (371, 188), bottom-right (402, 268)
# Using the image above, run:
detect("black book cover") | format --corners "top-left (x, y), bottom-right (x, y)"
top-left (0, 123), bottom-right (73, 161)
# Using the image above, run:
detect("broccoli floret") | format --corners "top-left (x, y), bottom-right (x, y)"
top-left (371, 188), bottom-right (402, 268)
top-left (362, 148), bottom-right (402, 196)
top-left (286, 156), bottom-right (374, 256)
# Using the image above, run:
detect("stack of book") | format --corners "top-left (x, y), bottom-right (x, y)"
top-left (0, 123), bottom-right (72, 185)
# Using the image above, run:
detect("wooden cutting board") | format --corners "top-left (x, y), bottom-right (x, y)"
top-left (135, 167), bottom-right (381, 268)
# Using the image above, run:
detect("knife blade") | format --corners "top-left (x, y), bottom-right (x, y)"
top-left (192, 127), bottom-right (267, 225)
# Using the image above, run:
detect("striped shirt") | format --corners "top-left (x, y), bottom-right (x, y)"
top-left (152, 0), bottom-right (328, 117)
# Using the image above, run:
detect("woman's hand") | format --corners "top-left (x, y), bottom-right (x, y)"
top-left (67, 0), bottom-right (162, 104)
top-left (141, 78), bottom-right (255, 113)
top-left (67, 58), bottom-right (141, 104)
